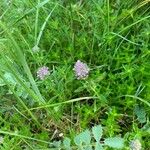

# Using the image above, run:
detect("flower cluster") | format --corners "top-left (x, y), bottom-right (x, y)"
top-left (37, 66), bottom-right (50, 80)
top-left (37, 60), bottom-right (90, 80)
top-left (130, 139), bottom-right (142, 150)
top-left (73, 60), bottom-right (90, 80)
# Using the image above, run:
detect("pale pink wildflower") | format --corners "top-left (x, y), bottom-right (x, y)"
top-left (37, 66), bottom-right (50, 80)
top-left (73, 60), bottom-right (90, 79)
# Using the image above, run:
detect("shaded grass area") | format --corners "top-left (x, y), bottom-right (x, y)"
top-left (0, 0), bottom-right (150, 149)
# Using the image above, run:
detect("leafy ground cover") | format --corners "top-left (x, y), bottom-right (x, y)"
top-left (0, 0), bottom-right (150, 149)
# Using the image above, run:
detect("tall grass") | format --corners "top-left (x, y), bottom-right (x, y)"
top-left (0, 0), bottom-right (150, 149)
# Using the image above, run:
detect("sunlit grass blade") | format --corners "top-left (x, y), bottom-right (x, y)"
top-left (36, 4), bottom-right (57, 46)
top-left (0, 130), bottom-right (51, 144)
top-left (124, 95), bottom-right (150, 107)
top-left (110, 32), bottom-right (142, 46)
top-left (118, 15), bottom-right (150, 34)
top-left (34, 0), bottom-right (40, 45)
top-left (30, 97), bottom-right (98, 110)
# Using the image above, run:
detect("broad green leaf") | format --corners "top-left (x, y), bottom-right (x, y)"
top-left (53, 140), bottom-right (61, 148)
top-left (142, 123), bottom-right (150, 134)
top-left (4, 72), bottom-right (16, 84)
top-left (16, 82), bottom-right (30, 99)
top-left (104, 137), bottom-right (124, 149)
top-left (0, 72), bottom-right (16, 86)
top-left (134, 105), bottom-right (146, 123)
top-left (95, 142), bottom-right (103, 150)
top-left (92, 125), bottom-right (103, 142)
top-left (84, 145), bottom-right (92, 150)
top-left (63, 137), bottom-right (72, 150)
top-left (74, 129), bottom-right (91, 146)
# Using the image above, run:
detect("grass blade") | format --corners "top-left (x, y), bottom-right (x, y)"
top-left (30, 97), bottom-right (98, 110)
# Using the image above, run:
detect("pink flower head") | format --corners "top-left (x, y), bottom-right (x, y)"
top-left (37, 66), bottom-right (50, 80)
top-left (73, 60), bottom-right (90, 79)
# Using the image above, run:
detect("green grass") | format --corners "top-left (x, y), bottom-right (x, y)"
top-left (0, 0), bottom-right (150, 149)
